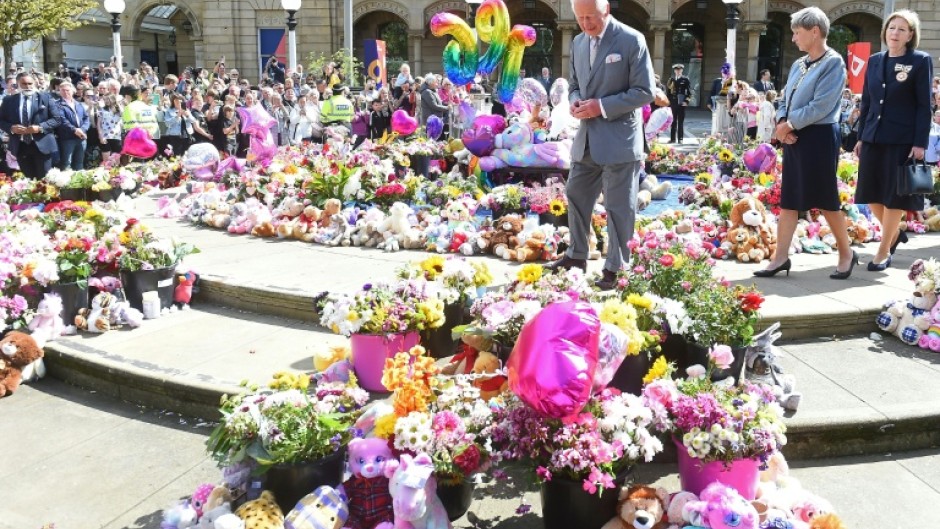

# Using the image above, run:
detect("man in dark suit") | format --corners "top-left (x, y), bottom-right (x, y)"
top-left (0, 73), bottom-right (61, 179)
top-left (547, 0), bottom-right (655, 290)
top-left (667, 63), bottom-right (692, 143)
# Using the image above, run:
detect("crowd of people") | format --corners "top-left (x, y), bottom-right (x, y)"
top-left (0, 56), bottom-right (555, 178)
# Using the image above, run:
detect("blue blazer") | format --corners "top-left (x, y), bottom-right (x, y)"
top-left (55, 99), bottom-right (90, 139)
top-left (856, 49), bottom-right (933, 148)
top-left (0, 92), bottom-right (62, 156)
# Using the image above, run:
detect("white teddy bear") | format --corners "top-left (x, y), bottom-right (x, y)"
top-left (877, 258), bottom-right (940, 345)
top-left (376, 202), bottom-right (413, 252)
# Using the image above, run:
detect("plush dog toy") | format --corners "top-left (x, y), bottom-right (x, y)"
top-left (744, 322), bottom-right (801, 411)
top-left (0, 331), bottom-right (45, 398)
top-left (601, 485), bottom-right (670, 529)
top-left (75, 291), bottom-right (114, 333)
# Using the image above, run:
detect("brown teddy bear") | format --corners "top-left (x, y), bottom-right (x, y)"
top-left (479, 214), bottom-right (523, 258)
top-left (0, 331), bottom-right (45, 398)
top-left (318, 198), bottom-right (343, 229)
top-left (293, 205), bottom-right (322, 242)
top-left (601, 484), bottom-right (670, 529)
top-left (506, 230), bottom-right (547, 262)
top-left (726, 227), bottom-right (764, 263)
top-left (471, 350), bottom-right (508, 400)
top-left (729, 197), bottom-right (774, 262)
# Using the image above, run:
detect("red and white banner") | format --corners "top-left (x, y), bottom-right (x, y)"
top-left (847, 42), bottom-right (871, 94)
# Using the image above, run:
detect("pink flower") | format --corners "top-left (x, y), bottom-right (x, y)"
top-left (681, 281), bottom-right (692, 292)
top-left (627, 239), bottom-right (639, 250)
top-left (633, 265), bottom-right (646, 274)
top-left (658, 254), bottom-right (675, 267)
top-left (643, 379), bottom-right (678, 409)
top-left (536, 466), bottom-right (552, 481)
top-left (709, 345), bottom-right (734, 369)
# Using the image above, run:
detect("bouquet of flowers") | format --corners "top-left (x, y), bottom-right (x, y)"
top-left (318, 279), bottom-right (446, 336)
top-left (206, 382), bottom-right (370, 470)
top-left (44, 168), bottom-right (93, 190)
top-left (373, 346), bottom-right (494, 482)
top-left (398, 256), bottom-right (492, 305)
top-left (683, 283), bottom-right (764, 347)
top-left (116, 219), bottom-right (201, 272)
top-left (643, 352), bottom-right (787, 465)
top-left (524, 177), bottom-right (567, 216)
top-left (621, 232), bottom-right (715, 302)
top-left (0, 174), bottom-right (55, 205)
top-left (487, 389), bottom-right (663, 494)
top-left (421, 173), bottom-right (482, 209)
top-left (480, 184), bottom-right (527, 213)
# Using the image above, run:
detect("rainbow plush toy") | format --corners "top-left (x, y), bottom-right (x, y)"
top-left (477, 121), bottom-right (571, 171)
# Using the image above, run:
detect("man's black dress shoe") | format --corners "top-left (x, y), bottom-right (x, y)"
top-left (595, 269), bottom-right (618, 291)
top-left (545, 256), bottom-right (587, 272)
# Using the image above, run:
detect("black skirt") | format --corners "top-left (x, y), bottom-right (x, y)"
top-left (780, 122), bottom-right (841, 211)
top-left (855, 142), bottom-right (925, 211)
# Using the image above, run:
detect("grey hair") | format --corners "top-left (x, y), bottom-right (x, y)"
top-left (791, 6), bottom-right (830, 38)
top-left (571, 0), bottom-right (608, 12)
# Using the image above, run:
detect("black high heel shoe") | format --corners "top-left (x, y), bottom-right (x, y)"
top-left (830, 251), bottom-right (859, 280)
top-left (867, 255), bottom-right (892, 272)
top-left (890, 230), bottom-right (909, 255)
top-left (754, 259), bottom-right (792, 278)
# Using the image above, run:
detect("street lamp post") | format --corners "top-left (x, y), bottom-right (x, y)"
top-left (722, 0), bottom-right (743, 75)
top-left (281, 0), bottom-right (301, 74)
top-left (103, 0), bottom-right (126, 75)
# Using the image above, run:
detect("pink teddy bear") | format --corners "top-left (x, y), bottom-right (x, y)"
top-left (685, 482), bottom-right (759, 529)
top-left (917, 298), bottom-right (940, 352)
top-left (338, 437), bottom-right (395, 529)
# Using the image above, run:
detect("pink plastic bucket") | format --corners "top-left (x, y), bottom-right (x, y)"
top-left (350, 332), bottom-right (420, 392)
top-left (674, 438), bottom-right (760, 499)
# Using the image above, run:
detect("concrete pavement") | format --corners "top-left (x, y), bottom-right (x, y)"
top-left (2, 378), bottom-right (938, 528)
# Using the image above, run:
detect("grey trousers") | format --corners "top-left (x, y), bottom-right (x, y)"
top-left (565, 152), bottom-right (641, 272)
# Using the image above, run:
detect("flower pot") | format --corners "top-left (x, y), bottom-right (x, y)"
top-left (436, 477), bottom-right (475, 521)
top-left (410, 154), bottom-right (430, 177)
top-left (685, 342), bottom-right (748, 384)
top-left (660, 334), bottom-right (688, 376)
top-left (263, 447), bottom-right (347, 514)
top-left (350, 332), bottom-right (421, 392)
top-left (47, 282), bottom-right (90, 323)
top-left (608, 350), bottom-right (652, 396)
top-left (120, 266), bottom-right (177, 312)
top-left (538, 212), bottom-right (568, 228)
top-left (58, 188), bottom-right (90, 202)
top-left (539, 467), bottom-right (632, 529)
top-left (422, 302), bottom-right (465, 359)
top-left (674, 438), bottom-right (759, 500)
top-left (97, 189), bottom-right (117, 202)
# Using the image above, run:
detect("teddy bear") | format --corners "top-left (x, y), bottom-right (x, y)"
top-left (75, 291), bottom-right (114, 333)
top-left (227, 203), bottom-right (251, 235)
top-left (923, 206), bottom-right (940, 232)
top-left (917, 298), bottom-right (940, 352)
top-left (663, 491), bottom-right (698, 529)
top-left (506, 230), bottom-right (547, 262)
top-left (845, 220), bottom-right (870, 246)
top-left (292, 205), bottom-right (323, 242)
top-left (726, 227), bottom-right (765, 263)
top-left (601, 485), bottom-right (670, 529)
top-left (0, 331), bottom-right (45, 398)
top-left (480, 214), bottom-right (523, 258)
top-left (234, 491), bottom-right (284, 529)
top-left (284, 486), bottom-right (349, 529)
top-left (319, 198), bottom-right (344, 229)
top-left (877, 258), bottom-right (940, 345)
top-left (441, 197), bottom-right (477, 232)
top-left (798, 221), bottom-right (831, 254)
top-left (194, 485), bottom-right (236, 529)
top-left (729, 197), bottom-right (774, 262)
top-left (471, 350), bottom-right (508, 400)
top-left (685, 482), bottom-right (759, 529)
top-left (337, 437), bottom-right (394, 529)
top-left (476, 121), bottom-right (571, 171)
top-left (639, 173), bottom-right (672, 201)
top-left (28, 292), bottom-right (67, 348)
top-left (376, 202), bottom-right (413, 252)
top-left (323, 213), bottom-right (353, 247)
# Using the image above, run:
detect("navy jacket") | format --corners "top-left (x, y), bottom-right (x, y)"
top-left (857, 48), bottom-right (933, 148)
top-left (55, 99), bottom-right (91, 139)
top-left (0, 92), bottom-right (62, 155)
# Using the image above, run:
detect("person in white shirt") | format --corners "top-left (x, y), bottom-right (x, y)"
top-left (757, 90), bottom-right (778, 143)
top-left (289, 90), bottom-right (322, 144)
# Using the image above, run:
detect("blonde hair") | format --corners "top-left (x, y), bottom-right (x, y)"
top-left (882, 9), bottom-right (921, 50)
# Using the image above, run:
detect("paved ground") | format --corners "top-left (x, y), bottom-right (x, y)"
top-left (3, 377), bottom-right (938, 529)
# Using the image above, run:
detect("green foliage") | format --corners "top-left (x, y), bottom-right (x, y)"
top-left (0, 0), bottom-right (98, 62)
top-left (307, 49), bottom-right (365, 86)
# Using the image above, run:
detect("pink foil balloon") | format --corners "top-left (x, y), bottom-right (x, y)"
top-left (391, 109), bottom-right (419, 135)
top-left (507, 301), bottom-right (600, 420)
top-left (742, 143), bottom-right (777, 174)
top-left (121, 127), bottom-right (158, 159)
top-left (237, 104), bottom-right (277, 138)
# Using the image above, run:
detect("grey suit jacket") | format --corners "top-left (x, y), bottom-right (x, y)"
top-left (569, 18), bottom-right (655, 165)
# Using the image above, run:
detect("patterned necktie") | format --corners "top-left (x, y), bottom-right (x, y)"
top-left (21, 96), bottom-right (29, 125)
top-left (590, 37), bottom-right (599, 70)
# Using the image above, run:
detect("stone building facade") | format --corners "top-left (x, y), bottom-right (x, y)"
top-left (17, 0), bottom-right (940, 107)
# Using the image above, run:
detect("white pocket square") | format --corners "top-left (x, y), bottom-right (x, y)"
top-left (606, 54), bottom-right (622, 63)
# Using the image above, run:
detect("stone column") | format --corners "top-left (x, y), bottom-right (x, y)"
top-left (121, 39), bottom-right (141, 71)
top-left (43, 36), bottom-right (67, 72)
top-left (743, 23), bottom-right (765, 85)
top-left (557, 22), bottom-right (577, 80)
top-left (650, 22), bottom-right (672, 79)
top-left (410, 30), bottom-right (424, 76)
top-left (191, 37), bottom-right (205, 69)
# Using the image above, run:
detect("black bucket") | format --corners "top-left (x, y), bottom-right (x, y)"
top-left (120, 267), bottom-right (177, 312)
top-left (47, 282), bottom-right (90, 323)
top-left (262, 448), bottom-right (346, 513)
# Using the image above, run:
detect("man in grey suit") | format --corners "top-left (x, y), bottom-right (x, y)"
top-left (546, 0), bottom-right (655, 290)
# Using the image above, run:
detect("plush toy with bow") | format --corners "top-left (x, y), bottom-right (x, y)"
top-left (384, 453), bottom-right (450, 529)
top-left (877, 258), bottom-right (940, 345)
top-left (338, 437), bottom-right (395, 529)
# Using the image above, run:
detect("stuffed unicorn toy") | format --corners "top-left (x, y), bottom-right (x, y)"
top-left (477, 122), bottom-right (571, 171)
top-left (28, 293), bottom-right (68, 349)
top-left (384, 453), bottom-right (450, 529)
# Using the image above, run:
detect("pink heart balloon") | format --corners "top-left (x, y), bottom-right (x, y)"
top-left (473, 114), bottom-right (507, 134)
top-left (249, 132), bottom-right (278, 166)
top-left (122, 127), bottom-right (158, 159)
top-left (238, 104), bottom-right (277, 138)
top-left (391, 109), bottom-right (419, 136)
top-left (461, 126), bottom-right (496, 157)
top-left (507, 301), bottom-right (600, 420)
top-left (742, 143), bottom-right (777, 173)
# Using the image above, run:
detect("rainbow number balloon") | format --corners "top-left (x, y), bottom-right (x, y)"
top-left (430, 13), bottom-right (478, 85)
top-left (430, 0), bottom-right (536, 104)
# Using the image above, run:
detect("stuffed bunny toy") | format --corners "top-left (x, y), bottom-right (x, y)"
top-left (744, 322), bottom-right (801, 411)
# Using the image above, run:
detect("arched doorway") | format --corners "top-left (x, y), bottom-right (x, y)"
top-left (757, 19), bottom-right (785, 88)
top-left (129, 3), bottom-right (201, 76)
top-left (830, 12), bottom-right (882, 60)
top-left (353, 10), bottom-right (409, 85)
top-left (509, 0), bottom-right (560, 80)
top-left (610, 1), bottom-right (649, 38)
top-left (670, 22), bottom-right (705, 106)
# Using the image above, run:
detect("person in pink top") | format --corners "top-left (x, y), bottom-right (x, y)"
top-left (733, 88), bottom-right (761, 140)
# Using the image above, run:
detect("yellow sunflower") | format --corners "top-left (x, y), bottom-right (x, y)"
top-left (420, 255), bottom-right (446, 279)
top-left (718, 149), bottom-right (734, 163)
top-left (695, 172), bottom-right (714, 185)
top-left (549, 199), bottom-right (567, 216)
top-left (517, 263), bottom-right (543, 284)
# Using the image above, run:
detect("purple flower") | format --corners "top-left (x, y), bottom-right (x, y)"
top-left (515, 503), bottom-right (532, 515)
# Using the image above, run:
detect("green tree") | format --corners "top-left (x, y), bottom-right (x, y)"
top-left (1, 0), bottom-right (98, 69)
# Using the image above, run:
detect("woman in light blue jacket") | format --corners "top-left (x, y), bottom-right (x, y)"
top-left (755, 7), bottom-right (856, 280)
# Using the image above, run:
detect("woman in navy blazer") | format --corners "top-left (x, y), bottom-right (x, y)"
top-left (854, 9), bottom-right (933, 271)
